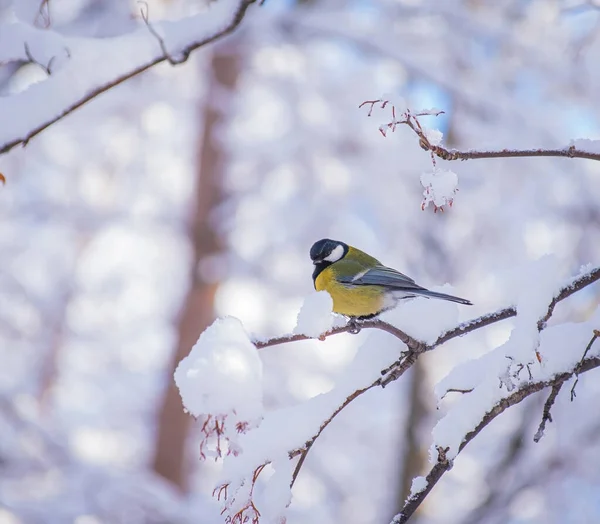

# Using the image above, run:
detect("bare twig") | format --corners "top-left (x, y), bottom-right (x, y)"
top-left (139, 2), bottom-right (186, 65)
top-left (570, 329), bottom-right (600, 400)
top-left (35, 0), bottom-right (52, 28)
top-left (533, 383), bottom-right (562, 443)
top-left (439, 387), bottom-right (474, 399)
top-left (361, 99), bottom-right (600, 163)
top-left (24, 42), bottom-right (57, 75)
top-left (0, 0), bottom-right (257, 156)
top-left (289, 381), bottom-right (381, 463)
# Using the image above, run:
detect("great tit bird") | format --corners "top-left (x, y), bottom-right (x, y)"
top-left (310, 238), bottom-right (472, 319)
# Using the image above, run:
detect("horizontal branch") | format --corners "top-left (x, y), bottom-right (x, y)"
top-left (254, 318), bottom-right (425, 352)
top-left (431, 265), bottom-right (600, 349)
top-left (360, 100), bottom-right (600, 164)
top-left (428, 145), bottom-right (600, 163)
top-left (395, 350), bottom-right (600, 523)
top-left (0, 0), bottom-right (256, 157)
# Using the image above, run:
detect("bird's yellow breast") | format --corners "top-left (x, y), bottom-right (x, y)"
top-left (315, 265), bottom-right (386, 318)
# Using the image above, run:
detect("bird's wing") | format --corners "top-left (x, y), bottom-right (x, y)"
top-left (338, 264), bottom-right (423, 291)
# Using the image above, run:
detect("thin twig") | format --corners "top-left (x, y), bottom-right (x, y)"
top-left (139, 2), bottom-right (186, 65)
top-left (254, 318), bottom-right (425, 352)
top-left (24, 42), bottom-right (56, 75)
top-left (533, 383), bottom-right (562, 443)
top-left (290, 444), bottom-right (311, 488)
top-left (570, 329), bottom-right (600, 400)
top-left (288, 381), bottom-right (382, 465)
top-left (0, 0), bottom-right (257, 156)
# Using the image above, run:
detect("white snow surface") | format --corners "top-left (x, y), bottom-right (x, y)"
top-left (174, 316), bottom-right (263, 423)
top-left (420, 168), bottom-right (458, 209)
top-left (293, 290), bottom-right (334, 338)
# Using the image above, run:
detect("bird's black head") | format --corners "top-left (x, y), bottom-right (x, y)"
top-left (310, 239), bottom-right (349, 285)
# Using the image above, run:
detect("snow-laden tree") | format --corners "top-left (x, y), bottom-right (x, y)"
top-left (1, 1), bottom-right (600, 523)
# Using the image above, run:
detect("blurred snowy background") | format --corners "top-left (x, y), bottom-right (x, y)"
top-left (1, 0), bottom-right (600, 523)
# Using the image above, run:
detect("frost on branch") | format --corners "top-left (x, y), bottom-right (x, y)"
top-left (420, 168), bottom-right (458, 212)
top-left (175, 316), bottom-right (263, 459)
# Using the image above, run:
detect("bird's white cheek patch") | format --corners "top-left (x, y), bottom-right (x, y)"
top-left (325, 244), bottom-right (344, 262)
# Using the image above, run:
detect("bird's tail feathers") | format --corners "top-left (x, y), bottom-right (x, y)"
top-left (416, 289), bottom-right (472, 306)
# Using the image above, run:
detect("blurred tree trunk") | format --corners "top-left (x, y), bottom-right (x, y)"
top-left (151, 48), bottom-right (240, 492)
top-left (396, 362), bottom-right (428, 511)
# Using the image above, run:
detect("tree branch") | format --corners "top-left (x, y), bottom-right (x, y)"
top-left (393, 350), bottom-right (600, 523)
top-left (254, 318), bottom-right (425, 352)
top-left (282, 265), bottom-right (600, 500)
top-left (432, 265), bottom-right (600, 349)
top-left (533, 383), bottom-right (562, 443)
top-left (0, 0), bottom-right (257, 156)
top-left (360, 99), bottom-right (600, 163)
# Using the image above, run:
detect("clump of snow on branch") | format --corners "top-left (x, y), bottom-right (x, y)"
top-left (214, 330), bottom-right (398, 523)
top-left (293, 290), bottom-right (334, 338)
top-left (175, 316), bottom-right (263, 459)
top-left (420, 168), bottom-right (458, 211)
top-left (423, 127), bottom-right (443, 146)
top-left (430, 258), bottom-right (598, 460)
top-left (408, 476), bottom-right (428, 499)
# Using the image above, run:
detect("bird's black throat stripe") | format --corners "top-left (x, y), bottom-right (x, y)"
top-left (312, 261), bottom-right (331, 287)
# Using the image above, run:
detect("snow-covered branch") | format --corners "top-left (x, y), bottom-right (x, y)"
top-left (0, 0), bottom-right (256, 156)
top-left (175, 262), bottom-right (600, 523)
top-left (394, 346), bottom-right (600, 524)
top-left (361, 98), bottom-right (600, 211)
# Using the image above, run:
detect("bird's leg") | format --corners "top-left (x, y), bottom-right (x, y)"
top-left (347, 317), bottom-right (362, 334)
